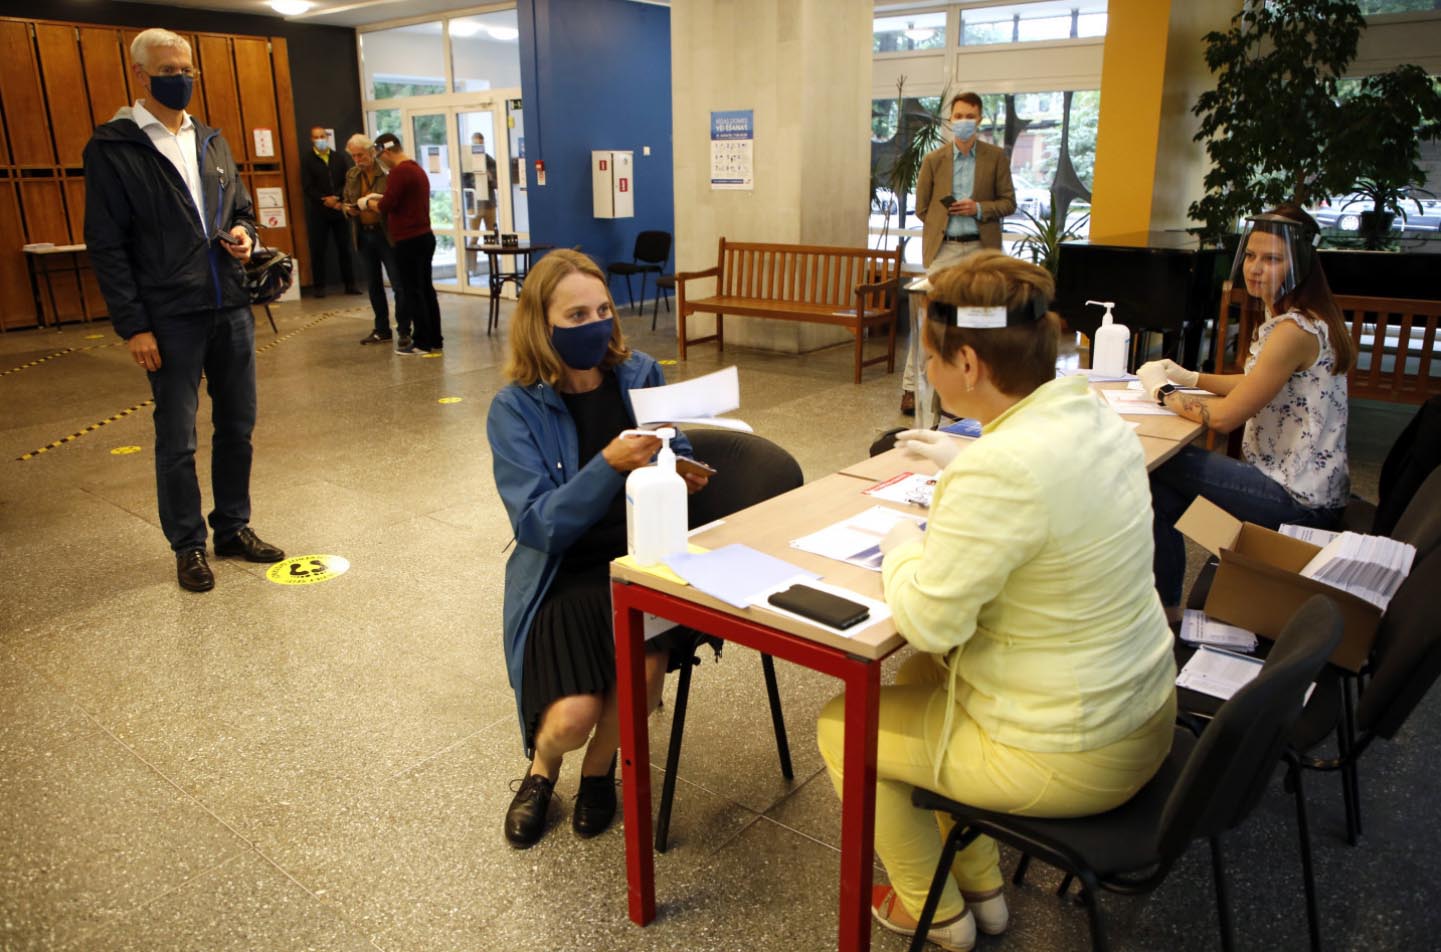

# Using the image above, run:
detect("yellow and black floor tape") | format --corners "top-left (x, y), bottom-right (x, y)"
top-left (16, 400), bottom-right (154, 461)
top-left (1, 340), bottom-right (125, 378)
top-left (13, 307), bottom-right (354, 462)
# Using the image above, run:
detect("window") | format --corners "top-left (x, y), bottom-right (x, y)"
top-left (1357, 0), bottom-right (1441, 12)
top-left (959, 1), bottom-right (1108, 46)
top-left (450, 10), bottom-right (523, 93)
top-left (873, 12), bottom-right (947, 52)
top-left (361, 22), bottom-right (445, 100)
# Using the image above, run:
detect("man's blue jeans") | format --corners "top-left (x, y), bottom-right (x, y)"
top-left (357, 225), bottom-right (405, 337)
top-left (146, 305), bottom-right (257, 552)
top-left (1150, 444), bottom-right (1344, 606)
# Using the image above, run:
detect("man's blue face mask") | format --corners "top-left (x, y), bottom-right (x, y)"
top-left (551, 318), bottom-right (614, 370)
top-left (147, 73), bottom-right (194, 111)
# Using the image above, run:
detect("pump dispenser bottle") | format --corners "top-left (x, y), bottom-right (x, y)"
top-left (624, 426), bottom-right (688, 567)
top-left (1087, 300), bottom-right (1130, 375)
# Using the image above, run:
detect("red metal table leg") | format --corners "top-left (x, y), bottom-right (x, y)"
top-left (838, 656), bottom-right (880, 952)
top-left (613, 581), bottom-right (656, 925)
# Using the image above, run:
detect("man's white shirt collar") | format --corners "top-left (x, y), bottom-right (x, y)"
top-left (132, 100), bottom-right (194, 134)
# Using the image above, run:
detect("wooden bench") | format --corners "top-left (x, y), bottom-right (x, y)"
top-left (1215, 283), bottom-right (1441, 403)
top-left (673, 238), bottom-right (903, 383)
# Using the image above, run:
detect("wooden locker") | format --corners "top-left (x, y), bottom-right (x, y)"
top-left (0, 182), bottom-right (36, 329)
top-left (197, 36), bottom-right (245, 158)
top-left (79, 28), bottom-right (130, 130)
top-left (0, 21), bottom-right (56, 166)
top-left (18, 179), bottom-right (83, 320)
top-left (62, 176), bottom-right (106, 320)
top-left (35, 24), bottom-right (94, 167)
top-left (233, 37), bottom-right (279, 153)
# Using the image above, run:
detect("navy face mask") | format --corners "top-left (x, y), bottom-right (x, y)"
top-left (147, 73), bottom-right (194, 111)
top-left (551, 318), bottom-right (614, 370)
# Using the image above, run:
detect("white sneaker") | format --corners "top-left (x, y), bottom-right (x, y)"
top-left (871, 886), bottom-right (976, 952)
top-left (964, 891), bottom-right (1009, 935)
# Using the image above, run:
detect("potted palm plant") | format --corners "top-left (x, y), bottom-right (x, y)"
top-left (1012, 204), bottom-right (1089, 276)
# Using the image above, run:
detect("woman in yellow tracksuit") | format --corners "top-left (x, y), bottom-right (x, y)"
top-left (817, 252), bottom-right (1176, 952)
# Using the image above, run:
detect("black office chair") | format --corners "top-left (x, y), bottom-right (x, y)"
top-left (908, 597), bottom-right (1341, 952)
top-left (606, 230), bottom-right (671, 318)
top-left (1342, 395), bottom-right (1441, 535)
top-left (652, 274), bottom-right (676, 330)
top-left (653, 429), bottom-right (804, 853)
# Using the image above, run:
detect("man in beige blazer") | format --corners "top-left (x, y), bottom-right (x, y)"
top-left (902, 91), bottom-right (1017, 414)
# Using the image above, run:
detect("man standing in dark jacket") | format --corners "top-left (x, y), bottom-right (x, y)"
top-left (301, 124), bottom-right (358, 298)
top-left (83, 27), bottom-right (286, 592)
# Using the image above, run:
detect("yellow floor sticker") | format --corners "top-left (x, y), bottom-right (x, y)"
top-left (265, 554), bottom-right (350, 585)
top-left (110, 445), bottom-right (142, 455)
top-left (658, 359), bottom-right (677, 365)
top-left (437, 396), bottom-right (462, 404)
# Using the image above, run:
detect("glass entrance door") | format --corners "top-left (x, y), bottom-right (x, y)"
top-left (402, 92), bottom-right (525, 296)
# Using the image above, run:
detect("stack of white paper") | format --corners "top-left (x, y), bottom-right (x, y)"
top-left (1279, 524), bottom-right (1340, 547)
top-left (1175, 646), bottom-right (1264, 701)
top-left (1299, 532), bottom-right (1416, 610)
top-left (862, 472), bottom-right (936, 509)
top-left (790, 505), bottom-right (926, 572)
top-left (1179, 609), bottom-right (1258, 652)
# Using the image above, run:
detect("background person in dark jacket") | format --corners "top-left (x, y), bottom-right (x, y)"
top-left (83, 26), bottom-right (287, 593)
top-left (359, 133), bottom-right (443, 354)
top-left (302, 124), bottom-right (358, 298)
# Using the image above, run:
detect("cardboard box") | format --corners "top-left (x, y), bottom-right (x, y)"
top-left (1175, 496), bottom-right (1380, 672)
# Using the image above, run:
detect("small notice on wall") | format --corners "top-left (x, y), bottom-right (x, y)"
top-left (710, 109), bottom-right (754, 191)
top-left (253, 128), bottom-right (275, 158)
top-left (256, 187), bottom-right (287, 229)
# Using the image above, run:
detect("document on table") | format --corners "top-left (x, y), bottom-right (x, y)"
top-left (1179, 609), bottom-right (1258, 652)
top-left (663, 544), bottom-right (818, 609)
top-left (1177, 646), bottom-right (1316, 704)
top-left (862, 472), bottom-right (937, 509)
top-left (748, 577), bottom-right (892, 637)
top-left (790, 505), bottom-right (926, 572)
top-left (1300, 531), bottom-right (1416, 610)
top-left (1279, 524), bottom-right (1340, 547)
top-left (1063, 367), bottom-right (1137, 383)
top-left (1100, 388), bottom-right (1177, 416)
top-left (629, 366), bottom-right (751, 431)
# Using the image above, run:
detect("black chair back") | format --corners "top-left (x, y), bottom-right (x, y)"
top-left (1356, 547), bottom-right (1441, 740)
top-left (1157, 596), bottom-right (1341, 860)
top-left (684, 430), bottom-right (803, 528)
top-left (1374, 394), bottom-right (1441, 536)
top-left (1389, 466), bottom-right (1441, 564)
top-left (634, 230), bottom-right (672, 267)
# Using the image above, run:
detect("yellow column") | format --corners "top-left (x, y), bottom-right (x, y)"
top-left (1088, 0), bottom-right (1173, 240)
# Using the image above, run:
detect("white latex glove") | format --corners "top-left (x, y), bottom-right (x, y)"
top-left (1136, 361), bottom-right (1169, 401)
top-left (880, 518), bottom-right (923, 555)
top-left (359, 192), bottom-right (383, 212)
top-left (894, 428), bottom-right (961, 468)
top-left (1153, 358), bottom-right (1199, 388)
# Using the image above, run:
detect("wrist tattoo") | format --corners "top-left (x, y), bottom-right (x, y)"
top-left (1179, 395), bottom-right (1212, 428)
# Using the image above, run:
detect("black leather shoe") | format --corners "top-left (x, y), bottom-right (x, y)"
top-left (573, 772), bottom-right (618, 838)
top-left (505, 773), bottom-right (554, 848)
top-left (176, 548), bottom-right (214, 592)
top-left (214, 528), bottom-right (285, 563)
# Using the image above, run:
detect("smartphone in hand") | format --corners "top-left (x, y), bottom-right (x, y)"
top-left (675, 456), bottom-right (716, 479)
top-left (216, 231), bottom-right (242, 247)
top-left (939, 195), bottom-right (956, 207)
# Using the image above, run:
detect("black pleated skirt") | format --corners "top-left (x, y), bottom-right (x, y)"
top-left (520, 566), bottom-right (718, 751)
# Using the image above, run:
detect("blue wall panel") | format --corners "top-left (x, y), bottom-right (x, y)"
top-left (518, 0), bottom-right (673, 286)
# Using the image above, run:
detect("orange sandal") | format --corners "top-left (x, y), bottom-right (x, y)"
top-left (870, 885), bottom-right (976, 952)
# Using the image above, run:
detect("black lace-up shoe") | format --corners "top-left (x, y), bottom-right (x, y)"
top-left (176, 548), bottom-right (214, 592)
top-left (214, 528), bottom-right (285, 563)
top-left (505, 773), bottom-right (554, 848)
top-left (572, 773), bottom-right (618, 838)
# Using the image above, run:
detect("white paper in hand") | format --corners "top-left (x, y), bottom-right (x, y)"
top-left (630, 366), bottom-right (751, 431)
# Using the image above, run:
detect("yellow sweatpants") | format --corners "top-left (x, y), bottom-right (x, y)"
top-left (816, 652), bottom-right (1177, 922)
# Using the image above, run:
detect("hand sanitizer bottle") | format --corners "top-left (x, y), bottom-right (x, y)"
top-left (1087, 300), bottom-right (1130, 375)
top-left (624, 427), bottom-right (688, 567)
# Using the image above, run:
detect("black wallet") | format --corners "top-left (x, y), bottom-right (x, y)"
top-left (767, 584), bottom-right (870, 629)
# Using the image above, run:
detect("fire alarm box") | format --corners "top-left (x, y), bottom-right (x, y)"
top-left (592, 150), bottom-right (634, 219)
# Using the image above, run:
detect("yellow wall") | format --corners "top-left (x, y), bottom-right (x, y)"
top-left (1088, 0), bottom-right (1173, 239)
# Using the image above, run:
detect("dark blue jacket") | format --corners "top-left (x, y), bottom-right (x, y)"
top-left (486, 352), bottom-right (692, 751)
top-left (83, 108), bottom-right (257, 340)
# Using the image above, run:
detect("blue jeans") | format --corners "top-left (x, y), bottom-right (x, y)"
top-left (356, 225), bottom-right (404, 336)
top-left (1150, 444), bottom-right (1343, 606)
top-left (146, 306), bottom-right (257, 552)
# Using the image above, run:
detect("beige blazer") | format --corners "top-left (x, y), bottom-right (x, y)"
top-left (914, 139), bottom-right (1017, 267)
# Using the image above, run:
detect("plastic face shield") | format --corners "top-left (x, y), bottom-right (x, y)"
top-left (1230, 214), bottom-right (1318, 305)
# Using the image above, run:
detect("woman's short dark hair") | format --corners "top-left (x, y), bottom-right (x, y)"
top-left (923, 250), bottom-right (1060, 397)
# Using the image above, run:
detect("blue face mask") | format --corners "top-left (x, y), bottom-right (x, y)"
top-left (951, 118), bottom-right (978, 141)
top-left (147, 73), bottom-right (194, 111)
top-left (551, 318), bottom-right (614, 370)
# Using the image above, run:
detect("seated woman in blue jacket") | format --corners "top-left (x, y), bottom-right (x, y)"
top-left (487, 248), bottom-right (709, 848)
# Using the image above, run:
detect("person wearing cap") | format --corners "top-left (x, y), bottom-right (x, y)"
top-left (358, 133), bottom-right (443, 354)
top-left (83, 27), bottom-right (286, 593)
top-left (900, 91), bottom-right (1016, 417)
top-left (339, 133), bottom-right (407, 348)
top-left (1142, 204), bottom-right (1352, 621)
top-left (816, 251), bottom-right (1176, 952)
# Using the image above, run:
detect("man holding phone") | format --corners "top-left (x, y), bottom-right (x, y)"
top-left (339, 133), bottom-right (407, 348)
top-left (902, 91), bottom-right (1016, 415)
top-left (84, 27), bottom-right (286, 592)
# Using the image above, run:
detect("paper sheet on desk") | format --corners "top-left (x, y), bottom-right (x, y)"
top-left (664, 544), bottom-right (818, 609)
top-left (1101, 388), bottom-right (1177, 416)
top-left (630, 366), bottom-right (751, 431)
top-left (1177, 646), bottom-right (1316, 704)
top-left (749, 577), bottom-right (891, 637)
top-left (1063, 368), bottom-right (1137, 383)
top-left (790, 505), bottom-right (926, 572)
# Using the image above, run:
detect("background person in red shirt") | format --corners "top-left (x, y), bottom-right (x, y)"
top-left (360, 133), bottom-right (443, 354)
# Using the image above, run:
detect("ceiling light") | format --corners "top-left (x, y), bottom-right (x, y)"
top-left (903, 22), bottom-right (934, 42)
top-left (485, 25), bottom-right (520, 41)
top-left (449, 19), bottom-right (482, 38)
top-left (268, 0), bottom-right (313, 15)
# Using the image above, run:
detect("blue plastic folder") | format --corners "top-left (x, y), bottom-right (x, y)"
top-left (663, 544), bottom-right (818, 609)
top-left (940, 418), bottom-right (982, 438)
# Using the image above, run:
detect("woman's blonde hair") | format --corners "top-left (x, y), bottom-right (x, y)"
top-left (503, 248), bottom-right (630, 386)
top-left (923, 250), bottom-right (1060, 397)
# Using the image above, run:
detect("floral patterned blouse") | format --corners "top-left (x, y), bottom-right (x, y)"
top-left (1241, 309), bottom-right (1350, 510)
